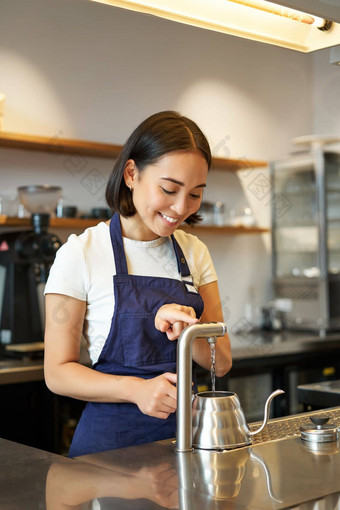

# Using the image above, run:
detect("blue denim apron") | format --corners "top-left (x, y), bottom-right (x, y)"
top-left (69, 213), bottom-right (204, 456)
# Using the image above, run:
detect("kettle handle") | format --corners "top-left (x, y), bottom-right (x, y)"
top-left (249, 389), bottom-right (285, 437)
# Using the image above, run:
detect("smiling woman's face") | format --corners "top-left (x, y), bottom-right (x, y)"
top-left (121, 150), bottom-right (208, 241)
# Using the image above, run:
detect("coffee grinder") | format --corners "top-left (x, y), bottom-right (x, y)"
top-left (0, 185), bottom-right (62, 350)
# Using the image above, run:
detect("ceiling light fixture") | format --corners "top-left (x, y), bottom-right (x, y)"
top-left (89, 0), bottom-right (340, 52)
top-left (228, 0), bottom-right (331, 29)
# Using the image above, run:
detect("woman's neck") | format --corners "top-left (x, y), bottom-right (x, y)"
top-left (119, 215), bottom-right (160, 241)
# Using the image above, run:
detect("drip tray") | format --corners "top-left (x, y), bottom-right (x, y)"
top-left (248, 407), bottom-right (340, 445)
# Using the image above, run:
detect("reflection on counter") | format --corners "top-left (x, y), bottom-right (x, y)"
top-left (46, 444), bottom-right (180, 509)
top-left (1, 415), bottom-right (340, 510)
top-left (45, 443), bottom-right (277, 509)
top-left (44, 421), bottom-right (340, 510)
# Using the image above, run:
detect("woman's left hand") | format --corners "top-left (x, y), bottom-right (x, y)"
top-left (155, 304), bottom-right (198, 340)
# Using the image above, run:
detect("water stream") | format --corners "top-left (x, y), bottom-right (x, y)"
top-left (209, 342), bottom-right (216, 392)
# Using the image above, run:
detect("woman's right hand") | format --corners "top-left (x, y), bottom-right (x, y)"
top-left (154, 303), bottom-right (198, 340)
top-left (133, 372), bottom-right (177, 419)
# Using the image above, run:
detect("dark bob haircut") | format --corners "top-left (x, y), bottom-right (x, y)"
top-left (105, 110), bottom-right (211, 225)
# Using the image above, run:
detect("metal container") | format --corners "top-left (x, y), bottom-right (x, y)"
top-left (300, 415), bottom-right (339, 443)
top-left (192, 389), bottom-right (284, 450)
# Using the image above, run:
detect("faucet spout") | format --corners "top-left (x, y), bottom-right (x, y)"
top-left (176, 322), bottom-right (227, 453)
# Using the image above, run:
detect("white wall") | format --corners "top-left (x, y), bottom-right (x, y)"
top-left (312, 47), bottom-right (340, 135)
top-left (1, 0), bottom-right (336, 332)
top-left (0, 0), bottom-right (315, 158)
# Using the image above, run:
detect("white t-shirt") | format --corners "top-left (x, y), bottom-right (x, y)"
top-left (45, 221), bottom-right (217, 364)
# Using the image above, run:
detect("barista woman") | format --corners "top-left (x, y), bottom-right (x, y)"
top-left (44, 111), bottom-right (232, 456)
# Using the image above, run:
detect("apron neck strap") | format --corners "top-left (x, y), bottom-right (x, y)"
top-left (170, 234), bottom-right (191, 277)
top-left (110, 213), bottom-right (128, 274)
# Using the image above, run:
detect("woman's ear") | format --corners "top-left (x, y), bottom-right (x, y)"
top-left (123, 159), bottom-right (137, 190)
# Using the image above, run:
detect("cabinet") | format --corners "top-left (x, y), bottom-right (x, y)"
top-left (271, 149), bottom-right (340, 332)
top-left (0, 132), bottom-right (269, 234)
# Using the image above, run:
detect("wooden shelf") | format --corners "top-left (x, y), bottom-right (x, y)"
top-left (0, 216), bottom-right (102, 229)
top-left (0, 215), bottom-right (269, 234)
top-left (0, 132), bottom-right (268, 237)
top-left (0, 132), bottom-right (267, 170)
top-left (211, 156), bottom-right (266, 171)
top-left (181, 224), bottom-right (269, 234)
top-left (0, 131), bottom-right (121, 159)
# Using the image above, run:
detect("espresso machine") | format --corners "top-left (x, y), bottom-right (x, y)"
top-left (0, 186), bottom-right (62, 351)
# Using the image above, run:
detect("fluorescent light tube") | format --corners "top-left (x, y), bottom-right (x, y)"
top-left (89, 0), bottom-right (340, 52)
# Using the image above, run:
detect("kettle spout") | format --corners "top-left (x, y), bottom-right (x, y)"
top-left (249, 389), bottom-right (285, 437)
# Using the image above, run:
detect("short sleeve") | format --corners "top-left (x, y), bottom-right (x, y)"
top-left (195, 241), bottom-right (217, 287)
top-left (44, 234), bottom-right (88, 301)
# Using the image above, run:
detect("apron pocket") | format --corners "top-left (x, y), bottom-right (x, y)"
top-left (120, 312), bottom-right (177, 367)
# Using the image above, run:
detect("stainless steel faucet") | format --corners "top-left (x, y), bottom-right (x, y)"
top-left (176, 322), bottom-right (227, 452)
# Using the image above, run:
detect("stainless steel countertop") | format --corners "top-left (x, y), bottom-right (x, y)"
top-left (0, 358), bottom-right (44, 385)
top-left (0, 438), bottom-right (71, 509)
top-left (298, 379), bottom-right (340, 408)
top-left (299, 379), bottom-right (340, 395)
top-left (229, 330), bottom-right (340, 360)
top-left (1, 408), bottom-right (340, 509)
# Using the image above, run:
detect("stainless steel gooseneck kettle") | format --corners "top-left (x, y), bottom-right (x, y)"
top-left (192, 389), bottom-right (285, 450)
top-left (176, 322), bottom-right (284, 452)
